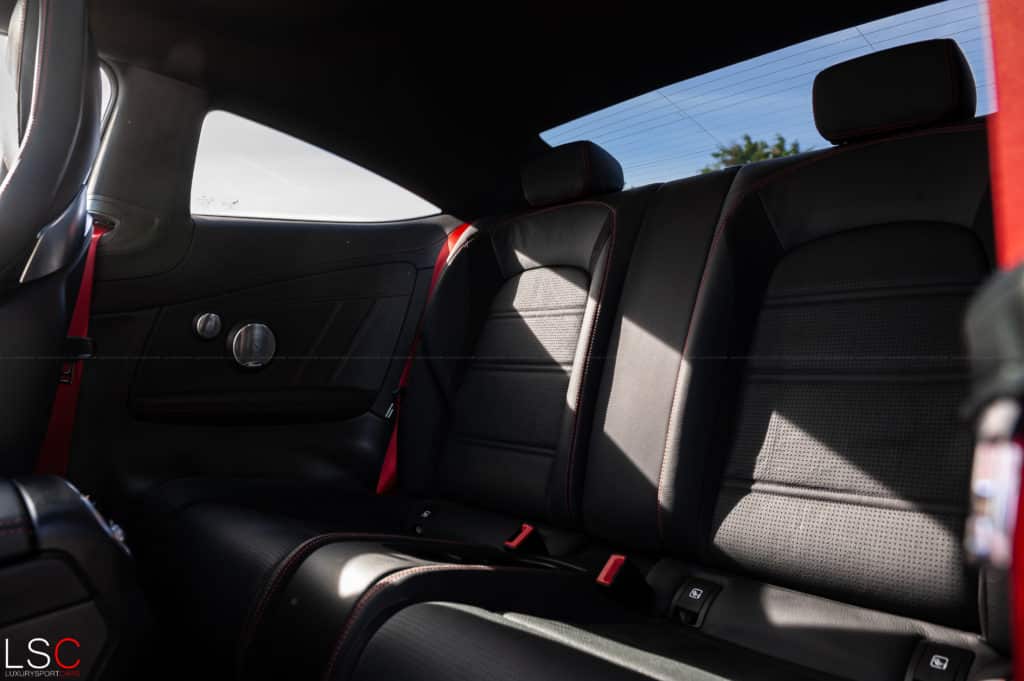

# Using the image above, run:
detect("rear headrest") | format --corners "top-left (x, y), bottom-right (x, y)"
top-left (522, 141), bottom-right (624, 208)
top-left (813, 39), bottom-right (976, 144)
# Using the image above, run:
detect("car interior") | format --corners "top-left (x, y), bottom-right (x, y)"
top-left (0, 0), bottom-right (1019, 679)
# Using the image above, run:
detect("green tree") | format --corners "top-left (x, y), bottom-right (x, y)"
top-left (700, 133), bottom-right (804, 173)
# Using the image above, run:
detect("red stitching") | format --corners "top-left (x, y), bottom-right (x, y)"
top-left (509, 198), bottom-right (618, 223)
top-left (236, 532), bottom-right (469, 670)
top-left (320, 564), bottom-right (503, 680)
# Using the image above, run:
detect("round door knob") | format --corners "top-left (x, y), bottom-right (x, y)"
top-left (228, 322), bottom-right (276, 368)
top-left (193, 312), bottom-right (222, 340)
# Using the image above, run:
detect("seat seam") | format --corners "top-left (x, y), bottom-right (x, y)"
top-left (320, 564), bottom-right (545, 681)
top-left (720, 479), bottom-right (967, 514)
top-left (235, 532), bottom-right (470, 673)
top-left (0, 526), bottom-right (29, 536)
top-left (450, 434), bottom-right (557, 457)
top-left (564, 207), bottom-right (617, 519)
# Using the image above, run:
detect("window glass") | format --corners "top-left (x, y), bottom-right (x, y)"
top-left (540, 0), bottom-right (994, 186)
top-left (190, 111), bottom-right (440, 222)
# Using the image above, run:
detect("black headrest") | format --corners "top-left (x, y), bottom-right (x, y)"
top-left (813, 39), bottom-right (976, 144)
top-left (521, 141), bottom-right (624, 208)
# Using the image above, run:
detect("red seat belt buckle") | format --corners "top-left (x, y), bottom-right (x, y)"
top-left (596, 554), bottom-right (627, 586)
top-left (595, 554), bottom-right (653, 605)
top-left (504, 523), bottom-right (536, 550)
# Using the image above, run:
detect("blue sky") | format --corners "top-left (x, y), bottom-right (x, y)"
top-left (542, 0), bottom-right (995, 187)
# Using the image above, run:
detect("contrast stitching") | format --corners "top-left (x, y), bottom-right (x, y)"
top-left (0, 526), bottom-right (29, 536)
top-left (510, 198), bottom-right (616, 224)
top-left (320, 564), bottom-right (504, 681)
top-left (235, 532), bottom-right (467, 671)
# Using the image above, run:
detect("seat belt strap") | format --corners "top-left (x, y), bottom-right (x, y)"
top-left (36, 223), bottom-right (107, 475)
top-left (989, 0), bottom-right (1024, 271)
top-left (376, 222), bottom-right (471, 494)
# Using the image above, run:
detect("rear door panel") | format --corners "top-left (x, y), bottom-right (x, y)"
top-left (73, 214), bottom-right (454, 499)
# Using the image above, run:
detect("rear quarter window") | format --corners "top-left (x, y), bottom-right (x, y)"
top-left (190, 111), bottom-right (440, 223)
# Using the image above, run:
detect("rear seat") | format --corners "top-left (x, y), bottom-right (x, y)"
top-left (138, 38), bottom-right (1009, 681)
top-left (135, 141), bottom-right (656, 669)
top-left (236, 169), bottom-right (739, 681)
top-left (343, 39), bottom-right (1009, 681)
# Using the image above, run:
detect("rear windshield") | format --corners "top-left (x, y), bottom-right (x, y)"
top-left (540, 0), bottom-right (995, 187)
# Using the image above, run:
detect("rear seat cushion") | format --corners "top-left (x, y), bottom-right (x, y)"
top-left (141, 503), bottom-right (320, 672)
top-left (131, 479), bottom-right (415, 672)
top-left (352, 602), bottom-right (835, 681)
top-left (352, 561), bottom-right (1013, 681)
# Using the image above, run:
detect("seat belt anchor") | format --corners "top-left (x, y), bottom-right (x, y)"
top-left (64, 336), bottom-right (95, 360)
top-left (57, 337), bottom-right (95, 385)
top-left (384, 386), bottom-right (403, 422)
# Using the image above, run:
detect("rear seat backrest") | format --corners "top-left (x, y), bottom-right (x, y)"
top-left (398, 141), bottom-right (649, 524)
top-left (684, 40), bottom-right (991, 629)
top-left (582, 169), bottom-right (739, 550)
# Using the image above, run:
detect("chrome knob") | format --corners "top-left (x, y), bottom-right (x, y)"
top-left (193, 312), bottom-right (222, 340)
top-left (229, 322), bottom-right (276, 368)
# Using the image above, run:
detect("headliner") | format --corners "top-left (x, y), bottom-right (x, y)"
top-left (16, 1), bottom-right (938, 217)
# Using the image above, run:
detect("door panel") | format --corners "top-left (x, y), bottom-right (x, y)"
top-left (132, 263), bottom-right (414, 421)
top-left (73, 214), bottom-right (455, 503)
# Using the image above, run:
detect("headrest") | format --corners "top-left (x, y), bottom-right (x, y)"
top-left (813, 39), bottom-right (976, 144)
top-left (522, 141), bottom-right (624, 208)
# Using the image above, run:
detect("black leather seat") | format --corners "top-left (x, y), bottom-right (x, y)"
top-left (133, 140), bottom-right (655, 673)
top-left (344, 39), bottom-right (1009, 681)
top-left (135, 39), bottom-right (1009, 681)
top-left (0, 0), bottom-right (101, 474)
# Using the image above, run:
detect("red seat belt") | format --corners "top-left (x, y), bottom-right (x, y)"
top-left (986, 0), bottom-right (1024, 674)
top-left (36, 223), bottom-right (107, 475)
top-left (989, 0), bottom-right (1024, 271)
top-left (376, 222), bottom-right (471, 494)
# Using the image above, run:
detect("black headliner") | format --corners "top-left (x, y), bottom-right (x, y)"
top-left (41, 2), bottom-right (939, 216)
